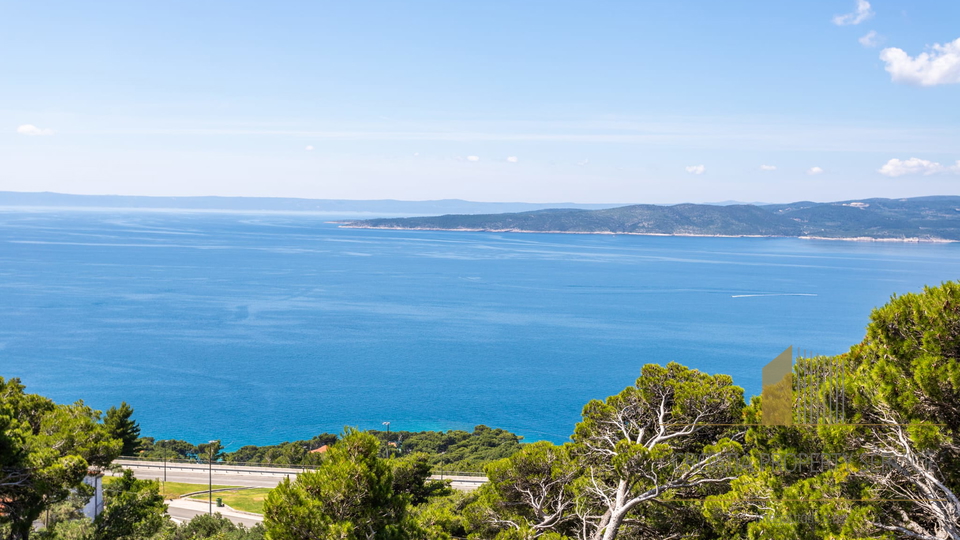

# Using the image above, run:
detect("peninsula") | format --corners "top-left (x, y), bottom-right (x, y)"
top-left (339, 195), bottom-right (960, 242)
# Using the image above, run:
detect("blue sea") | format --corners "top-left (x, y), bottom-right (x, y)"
top-left (2, 209), bottom-right (959, 447)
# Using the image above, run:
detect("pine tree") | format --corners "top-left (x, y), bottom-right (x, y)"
top-left (104, 402), bottom-right (141, 456)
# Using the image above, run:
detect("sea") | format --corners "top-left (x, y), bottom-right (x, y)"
top-left (2, 209), bottom-right (959, 448)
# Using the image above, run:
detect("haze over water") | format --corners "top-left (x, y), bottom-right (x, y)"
top-left (3, 209), bottom-right (958, 448)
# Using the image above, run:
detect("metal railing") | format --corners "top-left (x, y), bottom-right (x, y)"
top-left (118, 455), bottom-right (318, 470)
top-left (432, 470), bottom-right (488, 478)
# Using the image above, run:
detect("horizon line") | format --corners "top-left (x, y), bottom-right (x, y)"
top-left (2, 189), bottom-right (958, 209)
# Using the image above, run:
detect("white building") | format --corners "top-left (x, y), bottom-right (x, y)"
top-left (82, 473), bottom-right (104, 520)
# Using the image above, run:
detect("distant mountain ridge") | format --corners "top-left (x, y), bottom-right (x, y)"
top-left (341, 196), bottom-right (960, 242)
top-left (0, 191), bottom-right (619, 217)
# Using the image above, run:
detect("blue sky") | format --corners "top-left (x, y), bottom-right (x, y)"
top-left (2, 0), bottom-right (959, 203)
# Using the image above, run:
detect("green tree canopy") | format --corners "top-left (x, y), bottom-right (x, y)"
top-left (472, 441), bottom-right (579, 538)
top-left (853, 281), bottom-right (960, 430)
top-left (473, 363), bottom-right (745, 540)
top-left (197, 441), bottom-right (224, 463)
top-left (93, 469), bottom-right (167, 540)
top-left (389, 452), bottom-right (451, 506)
top-left (0, 378), bottom-right (121, 540)
top-left (263, 429), bottom-right (413, 540)
top-left (156, 513), bottom-right (264, 540)
top-left (103, 403), bottom-right (141, 457)
top-left (706, 283), bottom-right (960, 540)
top-left (846, 282), bottom-right (960, 539)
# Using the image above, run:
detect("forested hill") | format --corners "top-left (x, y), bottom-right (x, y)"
top-left (340, 195), bottom-right (960, 241)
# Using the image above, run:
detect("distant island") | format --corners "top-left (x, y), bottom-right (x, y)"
top-left (338, 196), bottom-right (960, 242)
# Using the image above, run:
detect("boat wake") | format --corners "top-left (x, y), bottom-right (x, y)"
top-left (731, 293), bottom-right (818, 298)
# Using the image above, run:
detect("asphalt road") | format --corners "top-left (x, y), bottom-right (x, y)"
top-left (166, 499), bottom-right (263, 528)
top-left (115, 460), bottom-right (487, 491)
top-left (116, 463), bottom-right (289, 488)
top-left (113, 459), bottom-right (487, 526)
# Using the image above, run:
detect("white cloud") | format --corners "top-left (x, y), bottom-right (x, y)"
top-left (858, 30), bottom-right (882, 48)
top-left (576, 159), bottom-right (589, 166)
top-left (880, 38), bottom-right (960, 86)
top-left (833, 0), bottom-right (873, 25)
top-left (506, 156), bottom-right (519, 163)
top-left (17, 124), bottom-right (55, 136)
top-left (807, 166), bottom-right (824, 175)
top-left (685, 164), bottom-right (706, 175)
top-left (466, 155), bottom-right (480, 162)
top-left (759, 164), bottom-right (777, 171)
top-left (878, 157), bottom-right (960, 177)
top-left (305, 145), bottom-right (314, 151)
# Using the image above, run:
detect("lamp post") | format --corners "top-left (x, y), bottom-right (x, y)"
top-left (162, 450), bottom-right (167, 499)
top-left (207, 440), bottom-right (217, 515)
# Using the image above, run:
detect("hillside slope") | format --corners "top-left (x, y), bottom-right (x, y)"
top-left (342, 196), bottom-right (960, 241)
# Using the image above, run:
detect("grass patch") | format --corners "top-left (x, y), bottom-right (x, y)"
top-left (106, 478), bottom-right (237, 500)
top-left (160, 481), bottom-right (239, 499)
top-left (190, 488), bottom-right (272, 514)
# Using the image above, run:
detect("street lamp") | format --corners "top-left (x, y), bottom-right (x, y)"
top-left (161, 448), bottom-right (168, 499)
top-left (207, 440), bottom-right (217, 515)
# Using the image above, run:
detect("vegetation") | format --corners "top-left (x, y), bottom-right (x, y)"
top-left (6, 281), bottom-right (960, 539)
top-left (220, 434), bottom-right (336, 466)
top-left (388, 453), bottom-right (452, 505)
top-left (92, 471), bottom-right (166, 540)
top-left (454, 282), bottom-right (960, 540)
top-left (103, 404), bottom-right (141, 457)
top-left (368, 425), bottom-right (523, 473)
top-left (160, 514), bottom-right (264, 540)
top-left (0, 379), bottom-right (121, 540)
top-left (133, 439), bottom-right (200, 461)
top-left (466, 363), bottom-right (745, 540)
top-left (342, 195), bottom-right (960, 241)
top-left (137, 436), bottom-right (332, 465)
top-left (136, 426), bottom-right (520, 472)
top-left (263, 429), bottom-right (414, 540)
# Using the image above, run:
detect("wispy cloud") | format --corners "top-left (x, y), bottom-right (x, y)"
top-left (807, 166), bottom-right (824, 175)
top-left (506, 156), bottom-right (519, 163)
top-left (68, 117), bottom-right (960, 154)
top-left (685, 164), bottom-right (706, 175)
top-left (759, 164), bottom-right (777, 171)
top-left (305, 145), bottom-right (314, 151)
top-left (878, 157), bottom-right (960, 177)
top-left (833, 0), bottom-right (873, 26)
top-left (17, 124), bottom-right (55, 136)
top-left (880, 37), bottom-right (960, 86)
top-left (858, 30), bottom-right (882, 48)
top-left (466, 155), bottom-right (480, 162)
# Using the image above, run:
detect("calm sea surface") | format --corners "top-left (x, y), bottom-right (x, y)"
top-left (3, 209), bottom-right (959, 447)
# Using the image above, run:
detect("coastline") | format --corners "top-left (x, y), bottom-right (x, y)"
top-left (334, 224), bottom-right (956, 243)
